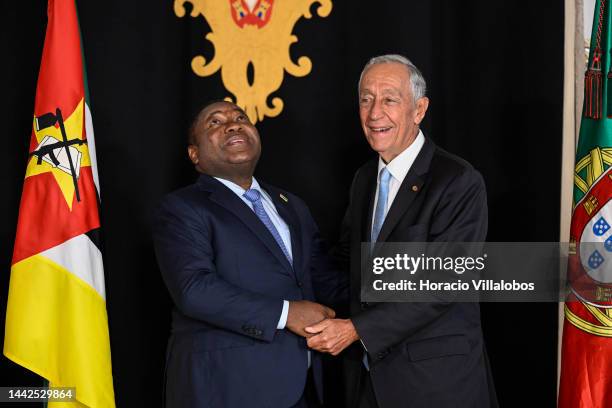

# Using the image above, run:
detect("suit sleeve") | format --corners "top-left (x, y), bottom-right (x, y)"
top-left (329, 169), bottom-right (360, 272)
top-left (308, 170), bottom-right (365, 310)
top-left (153, 194), bottom-right (283, 342)
top-left (351, 168), bottom-right (488, 358)
top-left (306, 212), bottom-right (349, 309)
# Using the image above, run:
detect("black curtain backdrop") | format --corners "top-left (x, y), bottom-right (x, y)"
top-left (1, 1), bottom-right (563, 407)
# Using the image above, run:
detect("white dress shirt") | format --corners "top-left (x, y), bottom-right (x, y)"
top-left (214, 176), bottom-right (293, 332)
top-left (371, 130), bottom-right (425, 235)
top-left (363, 130), bottom-right (425, 370)
top-left (216, 176), bottom-right (312, 368)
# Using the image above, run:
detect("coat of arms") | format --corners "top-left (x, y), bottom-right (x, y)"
top-left (174, 0), bottom-right (333, 123)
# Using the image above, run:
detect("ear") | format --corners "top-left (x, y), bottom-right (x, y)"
top-left (413, 97), bottom-right (429, 125)
top-left (187, 144), bottom-right (199, 165)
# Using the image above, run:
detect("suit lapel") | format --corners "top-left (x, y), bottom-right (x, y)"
top-left (262, 183), bottom-right (303, 279)
top-left (376, 173), bottom-right (424, 243)
top-left (198, 175), bottom-right (294, 274)
top-left (376, 137), bottom-right (436, 244)
top-left (351, 160), bottom-right (378, 281)
top-left (356, 160), bottom-right (379, 244)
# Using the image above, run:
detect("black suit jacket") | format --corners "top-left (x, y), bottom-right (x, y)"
top-left (336, 138), bottom-right (497, 408)
top-left (153, 174), bottom-right (346, 408)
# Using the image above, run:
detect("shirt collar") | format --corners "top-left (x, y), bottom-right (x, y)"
top-left (214, 176), bottom-right (262, 196)
top-left (377, 130), bottom-right (425, 183)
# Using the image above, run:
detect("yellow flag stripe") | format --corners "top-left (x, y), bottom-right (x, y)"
top-left (4, 254), bottom-right (115, 407)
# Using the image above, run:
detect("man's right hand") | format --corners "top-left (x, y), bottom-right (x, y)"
top-left (286, 300), bottom-right (335, 338)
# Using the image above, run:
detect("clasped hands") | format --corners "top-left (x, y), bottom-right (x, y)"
top-left (286, 300), bottom-right (359, 356)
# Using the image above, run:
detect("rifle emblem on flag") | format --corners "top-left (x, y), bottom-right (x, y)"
top-left (24, 99), bottom-right (92, 210)
top-left (31, 108), bottom-right (87, 202)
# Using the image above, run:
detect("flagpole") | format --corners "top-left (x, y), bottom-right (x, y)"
top-left (559, 0), bottom-right (580, 398)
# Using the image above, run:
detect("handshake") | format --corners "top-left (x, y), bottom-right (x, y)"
top-left (286, 300), bottom-right (359, 356)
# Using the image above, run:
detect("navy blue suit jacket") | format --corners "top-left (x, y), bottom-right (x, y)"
top-left (153, 174), bottom-right (346, 408)
top-left (336, 138), bottom-right (497, 408)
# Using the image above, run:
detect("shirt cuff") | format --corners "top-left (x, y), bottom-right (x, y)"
top-left (277, 300), bottom-right (289, 329)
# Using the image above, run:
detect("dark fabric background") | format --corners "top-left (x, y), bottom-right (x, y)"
top-left (1, 1), bottom-right (563, 407)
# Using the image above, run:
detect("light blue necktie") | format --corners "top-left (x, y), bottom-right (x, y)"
top-left (371, 167), bottom-right (392, 246)
top-left (243, 189), bottom-right (292, 263)
top-left (364, 169), bottom-right (392, 370)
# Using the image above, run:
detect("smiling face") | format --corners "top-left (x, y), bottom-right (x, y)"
top-left (358, 62), bottom-right (429, 163)
top-left (188, 101), bottom-right (261, 178)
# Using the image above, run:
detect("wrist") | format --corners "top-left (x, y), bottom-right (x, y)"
top-left (347, 319), bottom-right (360, 342)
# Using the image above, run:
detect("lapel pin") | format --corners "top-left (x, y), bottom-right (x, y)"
top-left (279, 193), bottom-right (288, 202)
top-left (411, 185), bottom-right (419, 192)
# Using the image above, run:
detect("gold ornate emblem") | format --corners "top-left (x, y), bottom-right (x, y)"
top-left (566, 149), bottom-right (612, 337)
top-left (565, 303), bottom-right (612, 337)
top-left (174, 0), bottom-right (333, 123)
top-left (574, 146), bottom-right (612, 195)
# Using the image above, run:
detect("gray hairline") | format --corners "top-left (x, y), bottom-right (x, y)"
top-left (358, 54), bottom-right (427, 103)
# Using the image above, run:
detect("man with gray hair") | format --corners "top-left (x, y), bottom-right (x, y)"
top-left (306, 55), bottom-right (497, 407)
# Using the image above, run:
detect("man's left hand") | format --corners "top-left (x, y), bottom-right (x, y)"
top-left (305, 319), bottom-right (359, 356)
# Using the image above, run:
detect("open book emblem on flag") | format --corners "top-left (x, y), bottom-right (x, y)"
top-left (25, 101), bottom-right (91, 210)
top-left (33, 135), bottom-right (83, 178)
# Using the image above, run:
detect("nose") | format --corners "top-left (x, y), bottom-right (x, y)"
top-left (225, 122), bottom-right (243, 133)
top-left (368, 99), bottom-right (383, 120)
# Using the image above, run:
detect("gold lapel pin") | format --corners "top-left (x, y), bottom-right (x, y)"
top-left (411, 185), bottom-right (419, 192)
top-left (279, 193), bottom-right (289, 202)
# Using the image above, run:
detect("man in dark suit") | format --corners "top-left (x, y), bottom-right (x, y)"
top-left (153, 101), bottom-right (346, 407)
top-left (306, 55), bottom-right (497, 407)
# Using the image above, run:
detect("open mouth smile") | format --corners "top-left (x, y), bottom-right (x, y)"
top-left (369, 126), bottom-right (392, 134)
top-left (225, 135), bottom-right (247, 146)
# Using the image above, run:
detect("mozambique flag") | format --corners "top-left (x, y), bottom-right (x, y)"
top-left (559, 0), bottom-right (612, 406)
top-left (3, 0), bottom-right (115, 406)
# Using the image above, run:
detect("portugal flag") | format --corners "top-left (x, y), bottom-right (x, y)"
top-left (3, 1), bottom-right (115, 406)
top-left (559, 0), bottom-right (612, 406)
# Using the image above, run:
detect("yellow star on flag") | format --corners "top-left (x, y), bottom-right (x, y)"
top-left (25, 98), bottom-right (91, 210)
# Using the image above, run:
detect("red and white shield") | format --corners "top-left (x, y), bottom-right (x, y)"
top-left (229, 0), bottom-right (274, 28)
top-left (569, 167), bottom-right (612, 307)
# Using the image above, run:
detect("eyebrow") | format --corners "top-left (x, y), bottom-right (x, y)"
top-left (204, 108), bottom-right (246, 120)
top-left (359, 88), bottom-right (402, 97)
